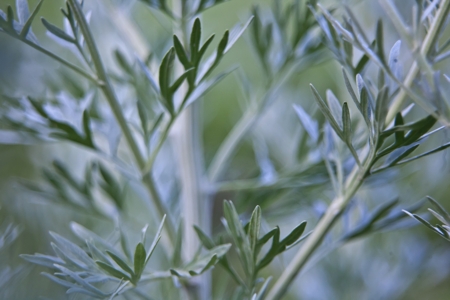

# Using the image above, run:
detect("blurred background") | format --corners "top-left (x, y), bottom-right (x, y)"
top-left (1, 0), bottom-right (450, 299)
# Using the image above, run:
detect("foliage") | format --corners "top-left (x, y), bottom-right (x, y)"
top-left (0, 0), bottom-right (450, 299)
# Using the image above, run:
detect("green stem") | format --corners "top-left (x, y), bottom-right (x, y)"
top-left (265, 152), bottom-right (375, 300)
top-left (67, 0), bottom-right (175, 245)
top-left (383, 0), bottom-right (450, 125)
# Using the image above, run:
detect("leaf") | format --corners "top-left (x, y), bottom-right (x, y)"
top-left (41, 18), bottom-right (75, 43)
top-left (375, 20), bottom-right (385, 65)
top-left (158, 47), bottom-right (176, 113)
top-left (114, 49), bottom-right (134, 75)
top-left (342, 69), bottom-right (360, 112)
top-left (171, 244), bottom-right (231, 278)
top-left (342, 102), bottom-right (352, 142)
top-left (137, 58), bottom-right (160, 93)
top-left (194, 225), bottom-right (215, 249)
top-left (184, 68), bottom-right (234, 107)
top-left (310, 85), bottom-right (343, 139)
top-left (388, 40), bottom-right (401, 79)
top-left (375, 86), bottom-right (389, 132)
top-left (427, 196), bottom-right (450, 224)
top-left (16, 0), bottom-right (30, 24)
top-left (106, 251), bottom-right (134, 276)
top-left (49, 232), bottom-right (95, 269)
top-left (20, 253), bottom-right (65, 269)
top-left (394, 141), bottom-right (450, 166)
top-left (225, 16), bottom-right (254, 53)
top-left (190, 18), bottom-right (202, 63)
top-left (248, 205), bottom-right (261, 252)
top-left (172, 221), bottom-right (183, 267)
top-left (293, 104), bottom-right (319, 143)
top-left (281, 222), bottom-right (307, 247)
top-left (97, 261), bottom-right (132, 281)
top-left (133, 243), bottom-right (146, 280)
top-left (173, 35), bottom-right (191, 68)
top-left (146, 215), bottom-right (165, 263)
top-left (403, 211), bottom-right (450, 241)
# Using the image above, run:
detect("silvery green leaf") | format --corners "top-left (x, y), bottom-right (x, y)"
top-left (133, 243), bottom-right (146, 280)
top-left (388, 40), bottom-right (401, 79)
top-left (342, 102), bottom-right (352, 142)
top-left (194, 226), bottom-right (215, 249)
top-left (342, 69), bottom-right (360, 112)
top-left (403, 211), bottom-right (450, 241)
top-left (137, 57), bottom-right (160, 94)
top-left (393, 141), bottom-right (450, 167)
top-left (146, 215), bottom-right (165, 263)
top-left (184, 68), bottom-right (234, 107)
top-left (106, 251), bottom-right (134, 276)
top-left (248, 205), bottom-right (261, 251)
top-left (225, 16), bottom-right (254, 53)
top-left (310, 85), bottom-right (343, 139)
top-left (20, 253), bottom-right (65, 269)
top-left (427, 196), bottom-right (450, 224)
top-left (326, 90), bottom-right (343, 129)
top-left (375, 86), bottom-right (389, 132)
top-left (96, 261), bottom-right (132, 281)
top-left (15, 0), bottom-right (30, 24)
top-left (293, 104), bottom-right (319, 143)
top-left (53, 264), bottom-right (109, 296)
top-left (49, 232), bottom-right (96, 269)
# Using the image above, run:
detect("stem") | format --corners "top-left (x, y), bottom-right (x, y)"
top-left (266, 153), bottom-right (375, 300)
top-left (22, 39), bottom-right (99, 84)
top-left (384, 0), bottom-right (450, 125)
top-left (67, 0), bottom-right (175, 245)
top-left (171, 2), bottom-right (209, 299)
top-left (143, 117), bottom-right (175, 174)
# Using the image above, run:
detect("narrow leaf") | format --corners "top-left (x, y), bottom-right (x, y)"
top-left (41, 18), bottom-right (75, 43)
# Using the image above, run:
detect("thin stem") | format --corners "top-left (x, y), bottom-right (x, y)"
top-left (266, 152), bottom-right (375, 300)
top-left (384, 0), bottom-right (450, 125)
top-left (21, 38), bottom-right (100, 84)
top-left (67, 0), bottom-right (175, 245)
top-left (143, 117), bottom-right (175, 174)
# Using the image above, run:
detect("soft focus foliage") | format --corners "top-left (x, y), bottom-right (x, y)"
top-left (0, 0), bottom-right (450, 299)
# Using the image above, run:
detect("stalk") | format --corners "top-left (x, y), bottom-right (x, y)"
top-left (384, 0), bottom-right (450, 124)
top-left (171, 1), bottom-right (210, 297)
top-left (67, 0), bottom-right (175, 245)
top-left (265, 151), bottom-right (375, 300)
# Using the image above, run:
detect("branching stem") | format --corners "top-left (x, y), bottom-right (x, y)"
top-left (67, 0), bottom-right (175, 245)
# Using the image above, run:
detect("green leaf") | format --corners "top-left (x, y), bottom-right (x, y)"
top-left (248, 205), bottom-right (261, 252)
top-left (375, 86), bottom-right (389, 132)
top-left (170, 68), bottom-right (194, 94)
top-left (20, 0), bottom-right (44, 39)
top-left (41, 18), bottom-right (75, 43)
top-left (194, 225), bottom-right (215, 249)
top-left (133, 243), bottom-right (146, 280)
top-left (159, 47), bottom-right (176, 113)
top-left (173, 35), bottom-right (191, 68)
top-left (375, 19), bottom-right (386, 65)
top-left (280, 221), bottom-right (307, 247)
top-left (342, 102), bottom-right (352, 142)
top-left (190, 18), bottom-right (202, 63)
top-left (106, 251), bottom-right (134, 276)
top-left (96, 261), bottom-right (132, 281)
top-left (114, 49), bottom-right (134, 75)
top-left (172, 221), bottom-right (183, 267)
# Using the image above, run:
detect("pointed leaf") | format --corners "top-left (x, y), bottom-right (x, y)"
top-left (248, 205), bottom-right (261, 252)
top-left (41, 18), bottom-right (75, 43)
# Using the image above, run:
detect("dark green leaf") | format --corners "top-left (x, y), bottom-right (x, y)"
top-left (133, 242), bottom-right (146, 279)
top-left (41, 18), bottom-right (75, 43)
top-left (173, 35), bottom-right (191, 68)
top-left (190, 18), bottom-right (202, 63)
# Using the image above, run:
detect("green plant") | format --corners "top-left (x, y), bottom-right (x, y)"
top-left (1, 0), bottom-right (450, 299)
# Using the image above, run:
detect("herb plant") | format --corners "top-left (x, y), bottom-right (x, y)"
top-left (1, 0), bottom-right (450, 299)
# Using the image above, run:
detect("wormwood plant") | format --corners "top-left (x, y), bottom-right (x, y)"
top-left (1, 0), bottom-right (450, 299)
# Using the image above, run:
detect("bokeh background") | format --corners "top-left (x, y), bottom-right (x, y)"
top-left (1, 0), bottom-right (450, 299)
